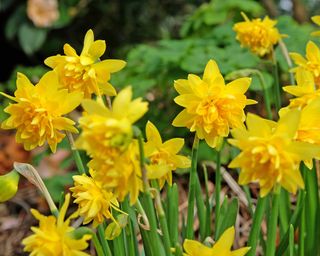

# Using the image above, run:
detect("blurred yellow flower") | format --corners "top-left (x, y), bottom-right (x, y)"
top-left (1, 71), bottom-right (82, 152)
top-left (144, 121), bottom-right (190, 188)
top-left (22, 194), bottom-right (91, 256)
top-left (233, 12), bottom-right (282, 56)
top-left (229, 110), bottom-right (320, 196)
top-left (172, 59), bottom-right (255, 148)
top-left (89, 141), bottom-right (142, 205)
top-left (75, 86), bottom-right (148, 160)
top-left (290, 41), bottom-right (320, 87)
top-left (183, 226), bottom-right (250, 256)
top-left (70, 171), bottom-right (120, 227)
top-left (45, 29), bottom-right (126, 98)
top-left (311, 15), bottom-right (320, 36)
top-left (282, 69), bottom-right (319, 109)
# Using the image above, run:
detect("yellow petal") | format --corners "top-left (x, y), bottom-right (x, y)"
top-left (63, 43), bottom-right (78, 57)
top-left (81, 29), bottom-right (94, 56)
top-left (231, 247), bottom-right (251, 256)
top-left (146, 121), bottom-right (162, 146)
top-left (44, 55), bottom-right (64, 68)
top-left (225, 77), bottom-right (251, 94)
top-left (94, 59), bottom-right (126, 73)
top-left (172, 109), bottom-right (193, 127)
top-left (100, 82), bottom-right (117, 96)
top-left (162, 138), bottom-right (184, 154)
top-left (58, 91), bottom-right (83, 114)
top-left (274, 108), bottom-right (300, 139)
top-left (311, 15), bottom-right (320, 26)
top-left (146, 164), bottom-right (170, 179)
top-left (88, 40), bottom-right (106, 59)
top-left (212, 226), bottom-right (235, 251)
top-left (81, 99), bottom-right (110, 116)
top-left (306, 41), bottom-right (320, 62)
top-left (246, 113), bottom-right (274, 137)
top-left (183, 239), bottom-right (213, 255)
top-left (289, 53), bottom-right (307, 66)
top-left (174, 79), bottom-right (191, 94)
top-left (203, 59), bottom-right (221, 85)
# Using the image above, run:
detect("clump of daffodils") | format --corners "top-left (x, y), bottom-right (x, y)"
top-left (233, 12), bottom-right (283, 57)
top-left (75, 86), bottom-right (148, 204)
top-left (228, 110), bottom-right (320, 196)
top-left (22, 194), bottom-right (91, 255)
top-left (1, 71), bottom-right (82, 152)
top-left (70, 171), bottom-right (121, 227)
top-left (45, 29), bottom-right (126, 98)
top-left (173, 59), bottom-right (255, 148)
top-left (144, 121), bottom-right (190, 188)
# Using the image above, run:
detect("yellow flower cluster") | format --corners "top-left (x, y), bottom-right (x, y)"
top-left (70, 171), bottom-right (121, 227)
top-left (45, 29), bottom-right (126, 98)
top-left (233, 12), bottom-right (283, 56)
top-left (144, 121), bottom-right (191, 188)
top-left (228, 110), bottom-right (320, 196)
top-left (22, 194), bottom-right (91, 256)
top-left (173, 59), bottom-right (255, 148)
top-left (1, 71), bottom-right (82, 152)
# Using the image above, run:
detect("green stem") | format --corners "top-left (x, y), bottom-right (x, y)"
top-left (214, 149), bottom-right (221, 240)
top-left (272, 49), bottom-right (282, 112)
top-left (289, 225), bottom-right (294, 256)
top-left (266, 189), bottom-right (280, 256)
top-left (186, 135), bottom-right (199, 239)
top-left (122, 198), bottom-right (138, 256)
top-left (203, 164), bottom-right (212, 237)
top-left (98, 224), bottom-right (112, 256)
top-left (299, 197), bottom-right (305, 256)
top-left (92, 233), bottom-right (105, 256)
top-left (66, 131), bottom-right (86, 174)
top-left (278, 39), bottom-right (295, 85)
top-left (247, 196), bottom-right (267, 256)
top-left (154, 189), bottom-right (172, 255)
top-left (167, 184), bottom-right (179, 246)
top-left (136, 130), bottom-right (163, 256)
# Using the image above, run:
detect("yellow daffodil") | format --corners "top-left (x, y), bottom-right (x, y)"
top-left (70, 171), bottom-right (121, 227)
top-left (45, 29), bottom-right (126, 98)
top-left (233, 12), bottom-right (283, 56)
top-left (282, 69), bottom-right (319, 109)
top-left (75, 86), bottom-right (148, 160)
top-left (290, 41), bottom-right (320, 87)
top-left (228, 110), bottom-right (320, 196)
top-left (311, 15), bottom-right (320, 36)
top-left (172, 59), bottom-right (255, 148)
top-left (1, 71), bottom-right (82, 152)
top-left (22, 194), bottom-right (91, 256)
top-left (183, 226), bottom-right (250, 256)
top-left (89, 141), bottom-right (142, 205)
top-left (144, 121), bottom-right (190, 188)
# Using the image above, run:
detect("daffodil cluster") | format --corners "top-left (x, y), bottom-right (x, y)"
top-left (173, 59), bottom-right (255, 148)
top-left (22, 194), bottom-right (91, 256)
top-left (233, 12), bottom-right (283, 57)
